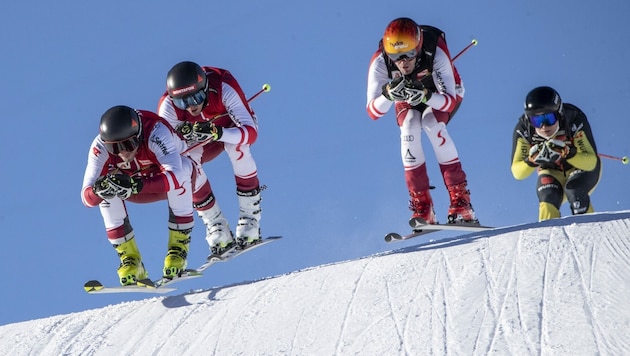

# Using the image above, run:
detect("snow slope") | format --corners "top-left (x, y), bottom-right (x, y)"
top-left (1, 211), bottom-right (629, 355)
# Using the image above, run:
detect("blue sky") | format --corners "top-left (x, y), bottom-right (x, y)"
top-left (1, 0), bottom-right (628, 325)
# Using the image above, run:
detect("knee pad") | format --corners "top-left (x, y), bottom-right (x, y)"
top-left (537, 174), bottom-right (563, 208)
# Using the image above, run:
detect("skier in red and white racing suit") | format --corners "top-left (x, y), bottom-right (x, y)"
top-left (81, 106), bottom-right (208, 284)
top-left (157, 61), bottom-right (263, 254)
top-left (366, 17), bottom-right (478, 225)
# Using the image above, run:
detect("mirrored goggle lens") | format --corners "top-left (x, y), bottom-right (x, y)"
top-left (172, 90), bottom-right (207, 110)
top-left (529, 112), bottom-right (558, 128)
top-left (387, 49), bottom-right (418, 62)
top-left (104, 136), bottom-right (140, 154)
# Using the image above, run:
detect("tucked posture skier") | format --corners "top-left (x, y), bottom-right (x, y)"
top-left (366, 17), bottom-right (478, 225)
top-left (511, 86), bottom-right (600, 221)
top-left (81, 106), bottom-right (210, 284)
top-left (157, 61), bottom-right (262, 254)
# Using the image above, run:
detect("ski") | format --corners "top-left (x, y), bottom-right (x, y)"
top-left (141, 236), bottom-right (283, 289)
top-left (385, 230), bottom-right (437, 242)
top-left (408, 217), bottom-right (494, 232)
top-left (85, 236), bottom-right (282, 293)
top-left (83, 280), bottom-right (176, 294)
top-left (385, 219), bottom-right (493, 243)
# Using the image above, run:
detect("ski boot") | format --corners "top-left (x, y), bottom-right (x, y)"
top-left (235, 188), bottom-right (262, 247)
top-left (409, 190), bottom-right (437, 229)
top-left (114, 236), bottom-right (148, 286)
top-left (446, 182), bottom-right (479, 224)
top-left (163, 228), bottom-right (192, 278)
top-left (198, 202), bottom-right (236, 255)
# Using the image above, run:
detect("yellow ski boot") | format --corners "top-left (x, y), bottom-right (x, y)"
top-left (114, 237), bottom-right (148, 285)
top-left (163, 229), bottom-right (191, 278)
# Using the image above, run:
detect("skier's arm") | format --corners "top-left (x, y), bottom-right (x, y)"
top-left (81, 136), bottom-right (110, 207)
top-left (511, 136), bottom-right (536, 180)
top-left (218, 81), bottom-right (258, 145)
top-left (140, 123), bottom-right (190, 194)
top-left (565, 129), bottom-right (597, 171)
top-left (423, 42), bottom-right (459, 113)
top-left (366, 52), bottom-right (394, 120)
top-left (157, 94), bottom-right (196, 143)
top-left (157, 94), bottom-right (182, 130)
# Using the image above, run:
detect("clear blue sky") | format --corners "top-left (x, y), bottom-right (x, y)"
top-left (1, 0), bottom-right (628, 325)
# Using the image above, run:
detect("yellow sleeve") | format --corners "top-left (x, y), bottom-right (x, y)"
top-left (511, 137), bottom-right (536, 180)
top-left (566, 130), bottom-right (597, 171)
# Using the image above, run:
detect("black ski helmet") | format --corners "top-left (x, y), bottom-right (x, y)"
top-left (166, 61), bottom-right (207, 99)
top-left (524, 86), bottom-right (563, 117)
top-left (99, 105), bottom-right (142, 142)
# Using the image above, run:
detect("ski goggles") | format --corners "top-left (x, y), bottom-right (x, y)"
top-left (387, 49), bottom-right (418, 62)
top-left (172, 90), bottom-right (207, 110)
top-left (528, 112), bottom-right (558, 128)
top-left (103, 136), bottom-right (140, 154)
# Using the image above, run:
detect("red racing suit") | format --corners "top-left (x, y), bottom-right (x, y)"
top-left (366, 25), bottom-right (468, 193)
top-left (158, 67), bottom-right (260, 194)
top-left (81, 110), bottom-right (200, 243)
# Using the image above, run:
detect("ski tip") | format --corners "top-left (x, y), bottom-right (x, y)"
top-left (84, 280), bottom-right (104, 292)
top-left (384, 233), bottom-right (402, 242)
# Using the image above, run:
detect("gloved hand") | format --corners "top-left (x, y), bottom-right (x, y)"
top-left (529, 139), bottom-right (573, 169)
top-left (381, 77), bottom-right (407, 102)
top-left (92, 175), bottom-right (117, 200)
top-left (545, 139), bottom-right (574, 158)
top-left (106, 174), bottom-right (144, 200)
top-left (176, 122), bottom-right (195, 141)
top-left (193, 121), bottom-right (223, 142)
top-left (404, 81), bottom-right (432, 106)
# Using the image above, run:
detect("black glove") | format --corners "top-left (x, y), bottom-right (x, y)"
top-left (193, 121), bottom-right (223, 142)
top-left (92, 176), bottom-right (117, 200)
top-left (176, 122), bottom-right (195, 141)
top-left (381, 77), bottom-right (407, 101)
top-left (106, 174), bottom-right (144, 200)
top-left (404, 80), bottom-right (432, 106)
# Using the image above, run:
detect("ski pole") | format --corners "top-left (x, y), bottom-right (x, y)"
top-left (207, 83), bottom-right (272, 122)
top-left (416, 39), bottom-right (478, 87)
top-left (182, 83), bottom-right (271, 154)
top-left (247, 83), bottom-right (271, 102)
top-left (598, 153), bottom-right (629, 164)
top-left (452, 39), bottom-right (478, 62)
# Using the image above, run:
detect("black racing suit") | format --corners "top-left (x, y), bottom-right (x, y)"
top-left (511, 103), bottom-right (601, 221)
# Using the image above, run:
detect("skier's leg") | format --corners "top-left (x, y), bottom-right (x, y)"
top-left (224, 143), bottom-right (263, 245)
top-left (99, 199), bottom-right (148, 285)
top-left (201, 142), bottom-right (225, 164)
top-left (536, 170), bottom-right (565, 221)
top-left (163, 157), bottom-right (195, 277)
top-left (395, 104), bottom-right (436, 223)
top-left (564, 160), bottom-right (601, 215)
top-left (422, 108), bottom-right (476, 223)
top-left (191, 159), bottom-right (234, 255)
top-left (224, 142), bottom-right (260, 192)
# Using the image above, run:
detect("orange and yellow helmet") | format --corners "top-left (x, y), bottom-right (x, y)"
top-left (382, 18), bottom-right (423, 61)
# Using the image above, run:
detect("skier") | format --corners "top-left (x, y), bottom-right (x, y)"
top-left (157, 61), bottom-right (262, 254)
top-left (511, 86), bottom-right (601, 221)
top-left (366, 17), bottom-right (478, 225)
top-left (81, 105), bottom-right (204, 285)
